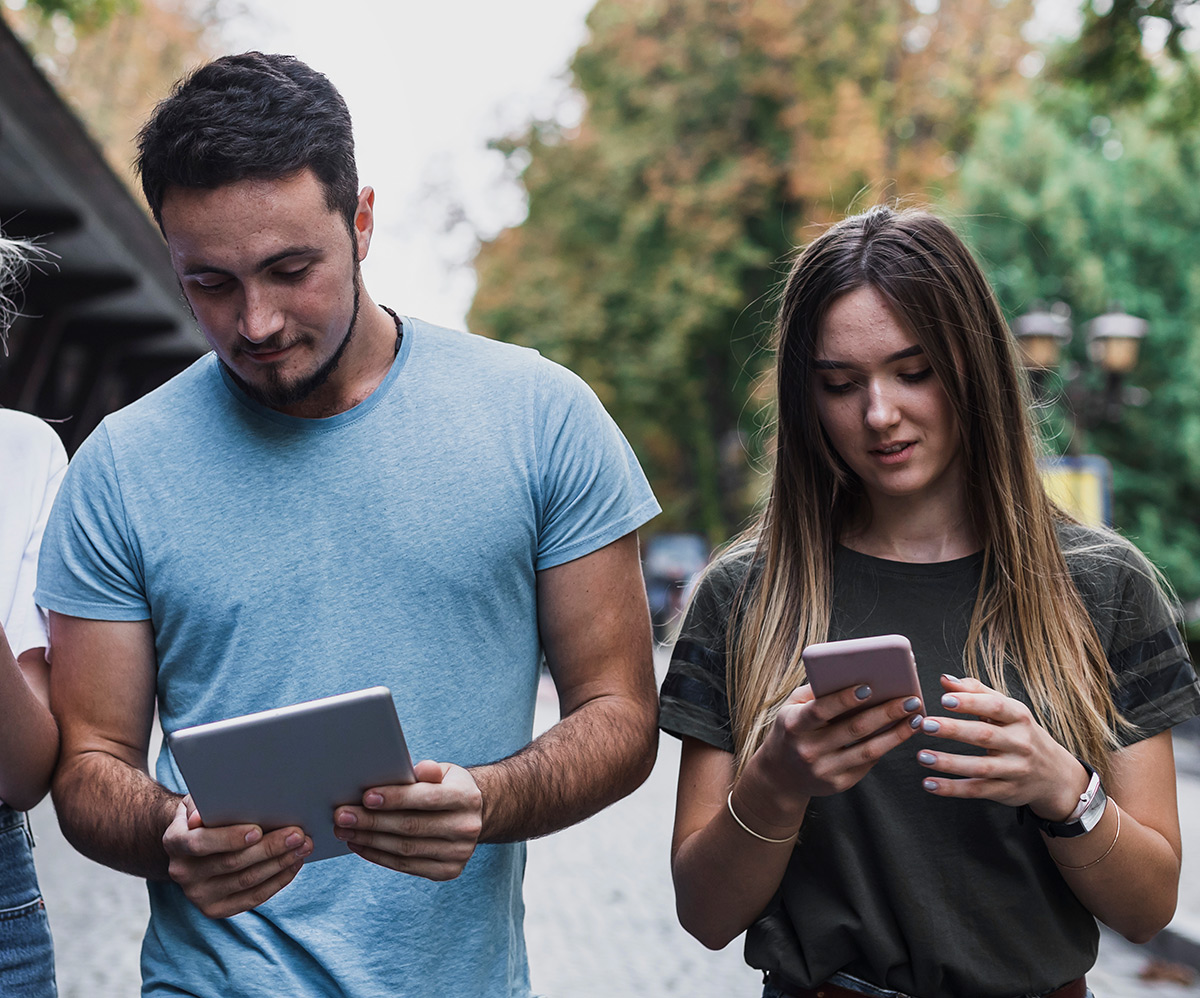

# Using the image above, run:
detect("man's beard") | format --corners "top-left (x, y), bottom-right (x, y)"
top-left (224, 272), bottom-right (361, 411)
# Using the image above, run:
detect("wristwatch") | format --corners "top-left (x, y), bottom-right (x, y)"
top-left (1036, 760), bottom-right (1108, 838)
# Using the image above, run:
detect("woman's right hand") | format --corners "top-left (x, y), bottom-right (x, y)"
top-left (740, 683), bottom-right (925, 826)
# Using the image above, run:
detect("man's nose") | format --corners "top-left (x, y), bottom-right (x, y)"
top-left (237, 287), bottom-right (284, 343)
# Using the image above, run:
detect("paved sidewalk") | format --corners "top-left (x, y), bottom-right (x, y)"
top-left (1148, 724), bottom-right (1200, 967)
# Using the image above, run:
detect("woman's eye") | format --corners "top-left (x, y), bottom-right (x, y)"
top-left (820, 381), bottom-right (854, 395)
top-left (901, 367), bottom-right (934, 384)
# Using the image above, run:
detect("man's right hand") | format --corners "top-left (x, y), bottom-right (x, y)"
top-left (162, 795), bottom-right (313, 918)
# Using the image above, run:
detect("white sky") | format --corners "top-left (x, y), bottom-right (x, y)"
top-left (215, 0), bottom-right (1100, 331)
top-left (220, 0), bottom-right (596, 330)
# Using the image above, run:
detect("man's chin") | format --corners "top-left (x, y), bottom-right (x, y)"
top-left (224, 362), bottom-right (323, 409)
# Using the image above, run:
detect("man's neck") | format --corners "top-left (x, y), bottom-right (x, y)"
top-left (275, 294), bottom-right (398, 419)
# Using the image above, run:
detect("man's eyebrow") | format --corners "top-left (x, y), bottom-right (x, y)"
top-left (181, 246), bottom-right (319, 278)
top-left (813, 345), bottom-right (925, 369)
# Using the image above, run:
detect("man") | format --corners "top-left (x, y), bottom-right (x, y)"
top-left (37, 52), bottom-right (660, 997)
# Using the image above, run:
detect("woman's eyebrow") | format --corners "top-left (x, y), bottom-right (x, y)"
top-left (814, 345), bottom-right (925, 369)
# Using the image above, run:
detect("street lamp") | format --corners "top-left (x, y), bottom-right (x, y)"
top-left (1011, 301), bottom-right (1149, 426)
top-left (1011, 300), bottom-right (1150, 527)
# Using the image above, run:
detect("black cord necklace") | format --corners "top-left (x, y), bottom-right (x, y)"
top-left (380, 304), bottom-right (404, 356)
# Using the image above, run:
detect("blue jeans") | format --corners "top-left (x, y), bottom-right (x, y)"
top-left (762, 970), bottom-right (1095, 998)
top-left (0, 804), bottom-right (57, 997)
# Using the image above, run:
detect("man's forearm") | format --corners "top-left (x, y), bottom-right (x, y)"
top-left (470, 692), bottom-right (657, 843)
top-left (52, 751), bottom-right (182, 880)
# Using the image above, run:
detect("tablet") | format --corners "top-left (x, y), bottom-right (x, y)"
top-left (168, 686), bottom-right (416, 862)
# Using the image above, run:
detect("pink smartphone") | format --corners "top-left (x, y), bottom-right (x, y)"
top-left (802, 634), bottom-right (921, 707)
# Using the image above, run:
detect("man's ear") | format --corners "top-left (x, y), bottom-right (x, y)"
top-left (354, 186), bottom-right (375, 261)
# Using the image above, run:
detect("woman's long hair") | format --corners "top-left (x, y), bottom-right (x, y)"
top-left (0, 233), bottom-right (50, 348)
top-left (728, 206), bottom-right (1123, 778)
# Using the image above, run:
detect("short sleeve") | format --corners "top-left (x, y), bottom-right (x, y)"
top-left (35, 423), bottom-right (151, 621)
top-left (532, 358), bottom-right (659, 570)
top-left (1104, 543), bottom-right (1199, 745)
top-left (658, 554), bottom-right (753, 753)
top-left (3, 415), bottom-right (67, 656)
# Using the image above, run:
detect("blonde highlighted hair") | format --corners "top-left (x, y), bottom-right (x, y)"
top-left (0, 233), bottom-right (51, 349)
top-left (728, 206), bottom-right (1124, 779)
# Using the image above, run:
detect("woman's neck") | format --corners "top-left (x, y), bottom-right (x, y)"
top-left (840, 493), bottom-right (980, 563)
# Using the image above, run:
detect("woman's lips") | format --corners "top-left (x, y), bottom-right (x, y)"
top-left (872, 441), bottom-right (915, 465)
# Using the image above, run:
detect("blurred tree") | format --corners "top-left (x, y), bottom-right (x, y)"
top-left (1055, 0), bottom-right (1200, 121)
top-left (6, 0), bottom-right (220, 197)
top-left (470, 0), bottom-right (1034, 543)
top-left (26, 0), bottom-right (136, 28)
top-left (957, 90), bottom-right (1200, 600)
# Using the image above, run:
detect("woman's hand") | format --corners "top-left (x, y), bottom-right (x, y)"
top-left (915, 674), bottom-right (1089, 819)
top-left (740, 682), bottom-right (925, 828)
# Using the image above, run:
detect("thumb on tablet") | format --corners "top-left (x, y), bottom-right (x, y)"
top-left (413, 759), bottom-right (447, 784)
top-left (183, 795), bottom-right (204, 829)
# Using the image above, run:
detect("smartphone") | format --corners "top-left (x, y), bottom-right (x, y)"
top-left (802, 634), bottom-right (921, 708)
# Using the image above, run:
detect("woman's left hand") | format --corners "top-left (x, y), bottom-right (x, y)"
top-left (915, 674), bottom-right (1089, 821)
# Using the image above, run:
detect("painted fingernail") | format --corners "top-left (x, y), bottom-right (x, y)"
top-left (244, 828), bottom-right (262, 845)
top-left (285, 831), bottom-right (303, 848)
top-left (903, 697), bottom-right (921, 712)
top-left (917, 750), bottom-right (936, 765)
top-left (854, 685), bottom-right (872, 701)
top-left (942, 674), bottom-right (961, 683)
top-left (941, 694), bottom-right (960, 709)
top-left (923, 779), bottom-right (939, 792)
top-left (364, 792), bottom-right (384, 808)
top-left (910, 714), bottom-right (924, 729)
top-left (335, 811), bottom-right (356, 828)
top-left (922, 718), bottom-right (941, 733)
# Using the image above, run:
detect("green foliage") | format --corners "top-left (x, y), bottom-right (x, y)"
top-left (1054, 0), bottom-right (1200, 119)
top-left (26, 0), bottom-right (137, 29)
top-left (471, 0), bottom-right (1033, 543)
top-left (957, 89), bottom-right (1200, 600)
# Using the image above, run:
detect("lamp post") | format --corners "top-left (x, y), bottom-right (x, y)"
top-left (1010, 301), bottom-right (1149, 526)
top-left (1011, 301), bottom-right (1149, 438)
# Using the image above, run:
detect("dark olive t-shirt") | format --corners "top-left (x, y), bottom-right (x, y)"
top-left (659, 523), bottom-right (1200, 998)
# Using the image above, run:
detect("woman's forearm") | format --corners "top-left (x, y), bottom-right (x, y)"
top-left (672, 764), bottom-right (807, 949)
top-left (1048, 796), bottom-right (1181, 943)
top-left (0, 642), bottom-right (59, 811)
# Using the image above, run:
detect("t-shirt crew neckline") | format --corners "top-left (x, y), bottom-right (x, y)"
top-left (215, 313), bottom-right (413, 430)
top-left (835, 543), bottom-right (984, 578)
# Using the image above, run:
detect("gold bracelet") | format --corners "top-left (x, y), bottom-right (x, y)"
top-left (726, 789), bottom-right (797, 845)
top-left (1054, 801), bottom-right (1121, 871)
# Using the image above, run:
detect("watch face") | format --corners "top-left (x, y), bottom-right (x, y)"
top-left (1077, 784), bottom-right (1108, 834)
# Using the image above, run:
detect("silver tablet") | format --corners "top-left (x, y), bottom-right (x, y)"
top-left (168, 686), bottom-right (416, 862)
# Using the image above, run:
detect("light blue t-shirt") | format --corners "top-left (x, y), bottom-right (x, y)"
top-left (36, 317), bottom-right (660, 998)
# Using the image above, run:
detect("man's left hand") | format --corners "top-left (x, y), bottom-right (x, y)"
top-left (333, 760), bottom-right (483, 880)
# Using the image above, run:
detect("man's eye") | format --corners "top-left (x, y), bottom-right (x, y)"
top-left (277, 266), bottom-right (309, 281)
top-left (194, 279), bottom-right (229, 293)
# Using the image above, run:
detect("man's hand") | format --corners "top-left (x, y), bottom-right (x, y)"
top-left (163, 795), bottom-right (313, 918)
top-left (332, 760), bottom-right (483, 881)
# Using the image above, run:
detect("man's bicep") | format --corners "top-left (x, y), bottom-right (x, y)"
top-left (536, 531), bottom-right (656, 716)
top-left (49, 612), bottom-right (158, 770)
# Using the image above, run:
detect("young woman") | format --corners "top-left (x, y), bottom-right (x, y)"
top-left (0, 231), bottom-right (64, 997)
top-left (660, 207), bottom-right (1199, 998)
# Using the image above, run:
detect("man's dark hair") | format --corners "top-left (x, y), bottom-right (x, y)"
top-left (136, 52), bottom-right (358, 231)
